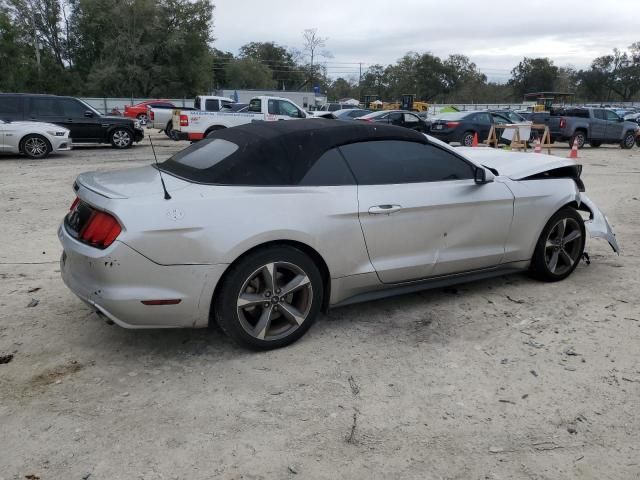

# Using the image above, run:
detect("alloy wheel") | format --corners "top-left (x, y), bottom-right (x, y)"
top-left (544, 218), bottom-right (583, 276)
top-left (463, 134), bottom-right (474, 147)
top-left (24, 137), bottom-right (48, 157)
top-left (112, 130), bottom-right (131, 148)
top-left (236, 262), bottom-right (313, 341)
top-left (138, 114), bottom-right (147, 125)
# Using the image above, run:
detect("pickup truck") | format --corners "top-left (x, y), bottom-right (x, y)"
top-left (172, 95), bottom-right (309, 141)
top-left (528, 107), bottom-right (639, 149)
top-left (147, 96), bottom-right (235, 138)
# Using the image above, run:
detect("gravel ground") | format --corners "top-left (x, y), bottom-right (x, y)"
top-left (0, 133), bottom-right (639, 480)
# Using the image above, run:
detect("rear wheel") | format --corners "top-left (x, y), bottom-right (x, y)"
top-left (136, 113), bottom-right (148, 125)
top-left (621, 131), bottom-right (635, 149)
top-left (569, 131), bottom-right (586, 149)
top-left (205, 125), bottom-right (226, 138)
top-left (214, 246), bottom-right (323, 350)
top-left (531, 208), bottom-right (585, 282)
top-left (461, 131), bottom-right (475, 147)
top-left (110, 128), bottom-right (133, 148)
top-left (21, 134), bottom-right (51, 159)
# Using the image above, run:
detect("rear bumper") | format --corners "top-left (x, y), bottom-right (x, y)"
top-left (429, 130), bottom-right (458, 142)
top-left (58, 224), bottom-right (228, 328)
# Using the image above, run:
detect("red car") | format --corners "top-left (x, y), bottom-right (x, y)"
top-left (123, 99), bottom-right (175, 123)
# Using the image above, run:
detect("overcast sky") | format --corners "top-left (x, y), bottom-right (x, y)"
top-left (213, 0), bottom-right (639, 82)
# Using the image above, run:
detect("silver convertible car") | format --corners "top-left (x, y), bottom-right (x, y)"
top-left (58, 120), bottom-right (618, 349)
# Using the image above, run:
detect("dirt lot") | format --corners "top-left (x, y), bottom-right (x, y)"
top-left (1, 133), bottom-right (639, 480)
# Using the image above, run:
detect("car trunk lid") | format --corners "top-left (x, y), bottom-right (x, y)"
top-left (76, 165), bottom-right (192, 199)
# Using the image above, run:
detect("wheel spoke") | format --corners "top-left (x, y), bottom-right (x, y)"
top-left (237, 293), bottom-right (265, 309)
top-left (563, 230), bottom-right (581, 244)
top-left (280, 274), bottom-right (310, 297)
top-left (261, 263), bottom-right (277, 292)
top-left (548, 250), bottom-right (560, 273)
top-left (253, 305), bottom-right (274, 340)
top-left (559, 249), bottom-right (574, 268)
top-left (555, 219), bottom-right (566, 240)
top-left (279, 302), bottom-right (306, 326)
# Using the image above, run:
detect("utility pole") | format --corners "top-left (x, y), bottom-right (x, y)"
top-left (359, 62), bottom-right (363, 101)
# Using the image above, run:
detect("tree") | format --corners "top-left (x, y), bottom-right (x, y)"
top-left (509, 57), bottom-right (559, 98)
top-left (301, 28), bottom-right (330, 89)
top-left (328, 76), bottom-right (356, 100)
top-left (224, 57), bottom-right (274, 89)
top-left (239, 41), bottom-right (302, 90)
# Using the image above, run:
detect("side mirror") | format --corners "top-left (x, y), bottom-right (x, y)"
top-left (474, 167), bottom-right (495, 184)
top-left (617, 117), bottom-right (624, 122)
top-left (84, 110), bottom-right (94, 118)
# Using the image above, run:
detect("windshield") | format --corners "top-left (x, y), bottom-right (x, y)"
top-left (360, 111), bottom-right (389, 119)
top-left (434, 112), bottom-right (468, 121)
top-left (77, 99), bottom-right (102, 116)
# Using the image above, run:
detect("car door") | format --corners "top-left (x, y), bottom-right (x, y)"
top-left (591, 109), bottom-right (607, 140)
top-left (339, 140), bottom-right (514, 283)
top-left (275, 100), bottom-right (305, 120)
top-left (402, 112), bottom-right (424, 131)
top-left (59, 98), bottom-right (103, 142)
top-left (604, 109), bottom-right (624, 140)
top-left (388, 112), bottom-right (403, 127)
top-left (474, 112), bottom-right (493, 140)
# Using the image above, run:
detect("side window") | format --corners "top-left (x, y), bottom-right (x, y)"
top-left (249, 98), bottom-right (261, 112)
top-left (605, 110), bottom-right (620, 121)
top-left (268, 99), bottom-right (278, 115)
top-left (339, 141), bottom-right (475, 185)
top-left (220, 100), bottom-right (233, 109)
top-left (28, 97), bottom-right (63, 117)
top-left (205, 99), bottom-right (220, 111)
top-left (328, 104), bottom-right (340, 112)
top-left (278, 100), bottom-right (302, 118)
top-left (593, 109), bottom-right (606, 120)
top-left (194, 97), bottom-right (201, 110)
top-left (298, 148), bottom-right (355, 186)
top-left (476, 113), bottom-right (492, 124)
top-left (61, 99), bottom-right (88, 117)
top-left (389, 112), bottom-right (402, 123)
top-left (404, 113), bottom-right (419, 124)
top-left (0, 96), bottom-right (21, 115)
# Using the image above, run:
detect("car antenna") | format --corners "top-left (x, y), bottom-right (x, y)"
top-left (149, 135), bottom-right (171, 200)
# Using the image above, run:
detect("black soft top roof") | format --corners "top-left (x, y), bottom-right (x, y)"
top-left (160, 119), bottom-right (428, 185)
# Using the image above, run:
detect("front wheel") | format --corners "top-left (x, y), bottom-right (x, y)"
top-left (621, 131), bottom-right (635, 149)
top-left (214, 246), bottom-right (323, 350)
top-left (21, 134), bottom-right (51, 159)
top-left (110, 128), bottom-right (133, 148)
top-left (531, 208), bottom-right (585, 282)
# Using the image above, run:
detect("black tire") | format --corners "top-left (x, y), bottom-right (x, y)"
top-left (620, 131), bottom-right (635, 149)
top-left (530, 207), bottom-right (586, 282)
top-left (589, 141), bottom-right (602, 148)
top-left (214, 246), bottom-right (324, 350)
top-left (20, 134), bottom-right (51, 159)
top-left (110, 128), bottom-right (133, 149)
top-left (461, 131), bottom-right (475, 147)
top-left (164, 121), bottom-right (173, 138)
top-left (205, 125), bottom-right (226, 138)
top-left (569, 131), bottom-right (586, 149)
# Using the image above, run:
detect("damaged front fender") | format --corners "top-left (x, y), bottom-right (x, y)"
top-left (578, 194), bottom-right (620, 254)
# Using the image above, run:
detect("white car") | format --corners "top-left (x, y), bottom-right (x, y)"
top-left (1, 120), bottom-right (71, 158)
top-left (59, 120), bottom-right (618, 350)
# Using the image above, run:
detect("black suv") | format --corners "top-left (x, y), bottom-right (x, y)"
top-left (0, 93), bottom-right (144, 148)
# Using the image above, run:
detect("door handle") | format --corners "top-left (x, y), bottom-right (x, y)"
top-left (368, 204), bottom-right (402, 215)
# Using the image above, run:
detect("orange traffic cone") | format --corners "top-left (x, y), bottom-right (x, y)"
top-left (472, 132), bottom-right (478, 147)
top-left (534, 138), bottom-right (542, 153)
top-left (568, 138), bottom-right (579, 159)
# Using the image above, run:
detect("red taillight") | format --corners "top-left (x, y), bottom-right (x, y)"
top-left (446, 121), bottom-right (460, 128)
top-left (80, 211), bottom-right (121, 249)
top-left (180, 114), bottom-right (189, 127)
top-left (69, 197), bottom-right (80, 211)
top-left (559, 117), bottom-right (566, 128)
top-left (149, 110), bottom-right (154, 120)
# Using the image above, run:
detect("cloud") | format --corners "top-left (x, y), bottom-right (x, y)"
top-left (212, 0), bottom-right (640, 80)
